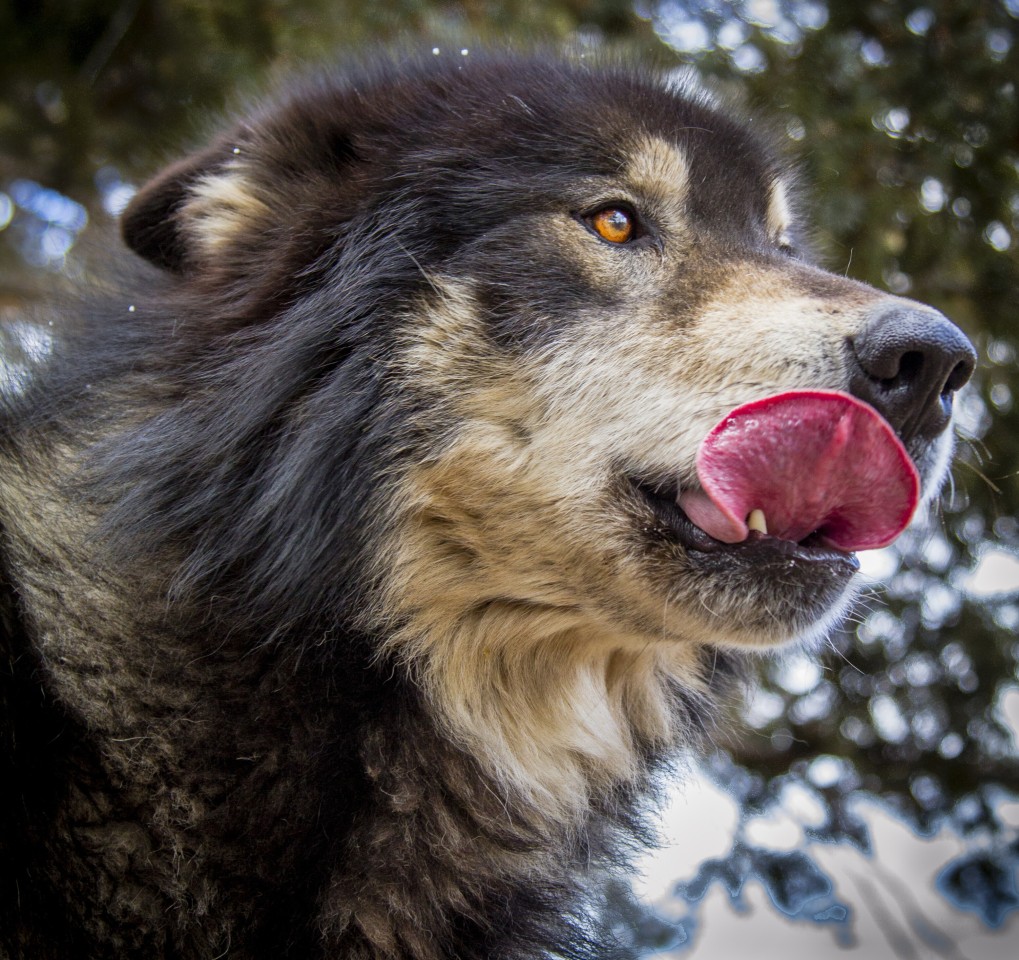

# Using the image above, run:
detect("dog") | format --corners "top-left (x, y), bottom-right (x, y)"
top-left (0, 53), bottom-right (975, 959)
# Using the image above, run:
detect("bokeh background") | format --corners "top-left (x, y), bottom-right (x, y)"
top-left (2, 1), bottom-right (1017, 956)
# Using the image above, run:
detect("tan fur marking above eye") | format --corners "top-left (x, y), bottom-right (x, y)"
top-left (183, 165), bottom-right (272, 258)
top-left (767, 178), bottom-right (793, 245)
top-left (624, 136), bottom-right (690, 224)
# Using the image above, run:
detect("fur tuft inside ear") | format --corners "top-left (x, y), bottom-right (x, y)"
top-left (122, 94), bottom-right (362, 275)
top-left (121, 143), bottom-right (227, 272)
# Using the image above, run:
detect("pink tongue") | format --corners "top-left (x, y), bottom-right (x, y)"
top-left (678, 390), bottom-right (920, 551)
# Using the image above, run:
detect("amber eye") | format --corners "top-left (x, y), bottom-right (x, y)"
top-left (587, 206), bottom-right (636, 244)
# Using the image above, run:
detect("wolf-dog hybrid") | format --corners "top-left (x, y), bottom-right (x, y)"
top-left (0, 54), bottom-right (975, 959)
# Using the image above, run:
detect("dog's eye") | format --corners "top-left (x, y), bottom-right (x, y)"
top-left (586, 206), bottom-right (636, 244)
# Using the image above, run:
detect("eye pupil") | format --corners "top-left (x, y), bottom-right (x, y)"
top-left (590, 207), bottom-right (635, 244)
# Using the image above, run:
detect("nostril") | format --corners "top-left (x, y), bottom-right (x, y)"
top-left (878, 350), bottom-right (924, 390)
top-left (944, 356), bottom-right (976, 395)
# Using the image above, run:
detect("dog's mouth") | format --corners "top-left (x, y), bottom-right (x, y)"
top-left (632, 390), bottom-right (922, 574)
top-left (632, 478), bottom-right (860, 571)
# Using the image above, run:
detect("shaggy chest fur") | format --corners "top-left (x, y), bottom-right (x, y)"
top-left (0, 54), bottom-right (972, 959)
top-left (1, 534), bottom-right (685, 959)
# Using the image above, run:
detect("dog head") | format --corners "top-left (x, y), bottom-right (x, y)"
top-left (120, 55), bottom-right (975, 804)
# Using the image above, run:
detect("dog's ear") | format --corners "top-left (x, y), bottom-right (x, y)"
top-left (122, 112), bottom-right (360, 275)
top-left (121, 142), bottom-right (232, 273)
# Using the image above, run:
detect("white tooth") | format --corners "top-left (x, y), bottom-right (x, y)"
top-left (747, 509), bottom-right (768, 534)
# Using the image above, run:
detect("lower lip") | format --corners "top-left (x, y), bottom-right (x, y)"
top-left (632, 480), bottom-right (861, 573)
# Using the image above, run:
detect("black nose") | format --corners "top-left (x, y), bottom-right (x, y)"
top-left (849, 303), bottom-right (977, 442)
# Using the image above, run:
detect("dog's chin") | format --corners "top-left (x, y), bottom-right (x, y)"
top-left (627, 477), bottom-right (862, 649)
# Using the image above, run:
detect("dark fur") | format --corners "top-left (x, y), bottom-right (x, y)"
top-left (0, 53), bottom-right (925, 958)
